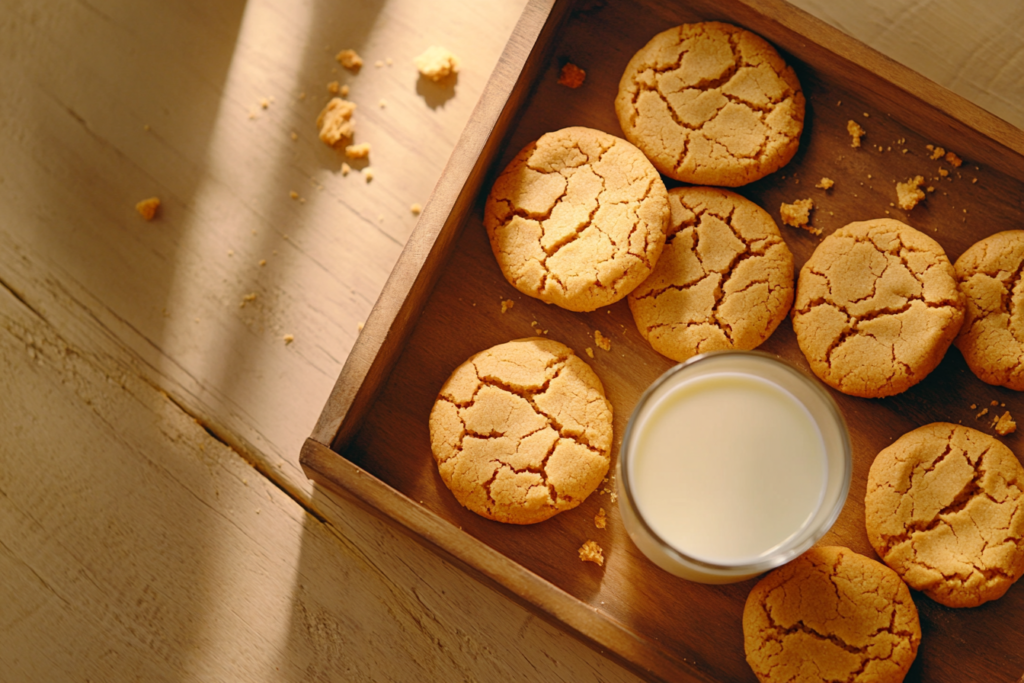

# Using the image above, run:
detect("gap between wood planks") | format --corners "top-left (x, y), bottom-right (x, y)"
top-left (0, 269), bottom-right (326, 526)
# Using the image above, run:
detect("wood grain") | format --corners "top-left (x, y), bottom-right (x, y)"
top-left (312, 0), bottom-right (1024, 681)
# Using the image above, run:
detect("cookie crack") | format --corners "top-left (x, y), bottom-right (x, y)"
top-left (878, 450), bottom-right (996, 557)
top-left (475, 368), bottom-right (605, 456)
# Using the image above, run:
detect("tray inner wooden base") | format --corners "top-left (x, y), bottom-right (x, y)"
top-left (344, 2), bottom-right (1024, 681)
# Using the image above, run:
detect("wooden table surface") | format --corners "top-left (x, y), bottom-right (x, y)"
top-left (2, 0), bottom-right (1022, 680)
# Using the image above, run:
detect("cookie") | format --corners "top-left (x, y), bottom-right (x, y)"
top-left (743, 546), bottom-right (921, 683)
top-left (865, 423), bottom-right (1024, 608)
top-left (628, 187), bottom-right (794, 362)
top-left (428, 338), bottom-right (613, 524)
top-left (615, 22), bottom-right (804, 187)
top-left (484, 126), bottom-right (669, 312)
top-left (792, 218), bottom-right (964, 398)
top-left (954, 230), bottom-right (1024, 389)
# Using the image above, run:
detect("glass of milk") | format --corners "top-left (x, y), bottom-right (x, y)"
top-left (618, 351), bottom-right (851, 584)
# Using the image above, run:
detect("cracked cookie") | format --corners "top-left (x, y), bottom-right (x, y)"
top-left (954, 230), bottom-right (1024, 390)
top-left (865, 423), bottom-right (1024, 608)
top-left (615, 22), bottom-right (804, 187)
top-left (484, 127), bottom-right (669, 312)
top-left (792, 218), bottom-right (964, 398)
top-left (628, 187), bottom-right (794, 362)
top-left (428, 338), bottom-right (613, 524)
top-left (743, 546), bottom-right (921, 683)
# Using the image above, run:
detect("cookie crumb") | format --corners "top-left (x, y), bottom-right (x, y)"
top-left (135, 197), bottom-right (160, 221)
top-left (585, 347), bottom-right (594, 358)
top-left (290, 131), bottom-right (298, 141)
top-left (945, 151), bottom-right (963, 167)
top-left (374, 60), bottom-right (383, 68)
top-left (283, 334), bottom-right (295, 344)
top-left (414, 46), bottom-right (459, 81)
top-left (938, 167), bottom-right (949, 177)
top-left (500, 299), bottom-right (514, 314)
top-left (977, 408), bottom-right (989, 418)
top-left (410, 203), bottom-right (422, 215)
top-left (386, 57), bottom-right (393, 66)
top-left (345, 142), bottom-right (371, 159)
top-left (379, 99), bottom-right (387, 108)
top-left (594, 330), bottom-right (611, 351)
top-left (363, 167), bottom-right (374, 182)
top-left (557, 63), bottom-right (586, 88)
top-left (578, 540), bottom-right (604, 566)
top-left (991, 400), bottom-right (1000, 406)
top-left (357, 321), bottom-right (364, 332)
top-left (260, 97), bottom-right (270, 109)
top-left (289, 190), bottom-right (299, 200)
top-left (847, 120), bottom-right (865, 147)
top-left (336, 49), bottom-right (363, 70)
top-left (594, 508), bottom-right (607, 529)
top-left (896, 175), bottom-right (926, 210)
top-left (240, 293), bottom-right (256, 308)
top-left (815, 177), bottom-right (834, 190)
top-left (316, 98), bottom-right (356, 147)
top-left (995, 411), bottom-right (1016, 436)
top-left (779, 198), bottom-right (820, 235)
top-left (327, 80), bottom-right (340, 94)
top-left (259, 259), bottom-right (266, 266)
top-left (927, 144), bottom-right (945, 160)
top-left (341, 163), bottom-right (351, 176)
top-left (970, 404), bottom-right (977, 410)
top-left (340, 84), bottom-right (349, 97)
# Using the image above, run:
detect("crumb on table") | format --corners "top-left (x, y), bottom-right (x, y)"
top-left (363, 167), bottom-right (374, 182)
top-left (847, 120), bottom-right (865, 147)
top-left (341, 163), bottom-right (351, 176)
top-left (283, 334), bottom-right (295, 345)
top-left (357, 321), bottom-right (364, 332)
top-left (815, 177), bottom-right (834, 190)
top-left (135, 197), bottom-right (160, 221)
top-left (336, 49), bottom-right (363, 70)
top-left (578, 540), bottom-right (604, 566)
top-left (289, 190), bottom-right (299, 200)
top-left (558, 63), bottom-right (586, 88)
top-left (585, 347), bottom-right (594, 359)
top-left (410, 203), bottom-right (423, 215)
top-left (414, 46), bottom-right (459, 81)
top-left (779, 198), bottom-right (820, 235)
top-left (500, 299), bottom-right (514, 314)
top-left (995, 411), bottom-right (1016, 436)
top-left (594, 508), bottom-right (607, 530)
top-left (938, 167), bottom-right (949, 177)
top-left (594, 330), bottom-right (611, 351)
top-left (896, 175), bottom-right (926, 211)
top-left (316, 98), bottom-right (356, 147)
top-left (345, 142), bottom-right (371, 159)
top-left (327, 80), bottom-right (340, 94)
top-left (945, 151), bottom-right (963, 167)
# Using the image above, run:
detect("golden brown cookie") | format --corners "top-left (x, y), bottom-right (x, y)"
top-left (954, 230), bottom-right (1024, 390)
top-left (428, 338), bottom-right (613, 524)
top-left (792, 218), bottom-right (964, 398)
top-left (615, 22), bottom-right (804, 187)
top-left (743, 546), bottom-right (921, 683)
top-left (628, 187), bottom-right (794, 362)
top-left (484, 127), bottom-right (669, 312)
top-left (865, 423), bottom-right (1024, 608)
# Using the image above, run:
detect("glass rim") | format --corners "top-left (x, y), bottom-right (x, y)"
top-left (619, 350), bottom-right (852, 575)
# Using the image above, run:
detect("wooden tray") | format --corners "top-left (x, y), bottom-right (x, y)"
top-left (301, 0), bottom-right (1024, 680)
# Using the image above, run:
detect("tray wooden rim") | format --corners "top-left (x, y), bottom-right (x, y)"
top-left (303, 1), bottom-right (1024, 681)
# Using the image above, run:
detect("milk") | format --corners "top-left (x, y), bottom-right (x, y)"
top-left (618, 352), bottom-right (850, 584)
top-left (631, 373), bottom-right (826, 564)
